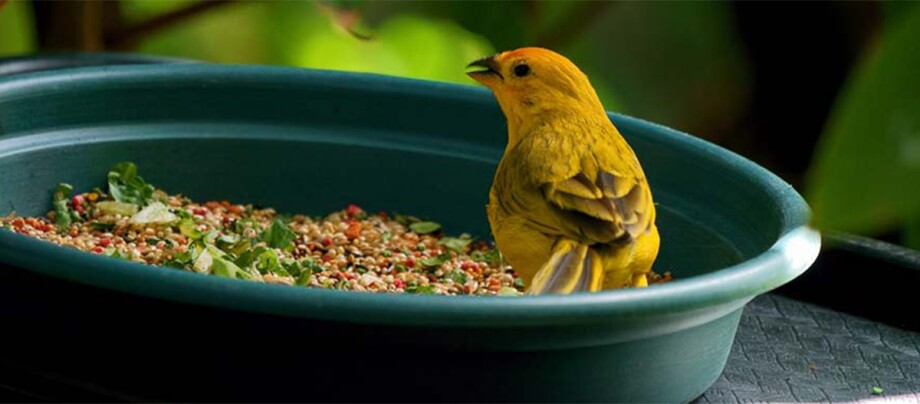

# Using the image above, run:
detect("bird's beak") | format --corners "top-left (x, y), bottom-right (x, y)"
top-left (466, 54), bottom-right (503, 86)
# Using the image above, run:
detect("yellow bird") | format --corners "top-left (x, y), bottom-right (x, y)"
top-left (467, 47), bottom-right (659, 294)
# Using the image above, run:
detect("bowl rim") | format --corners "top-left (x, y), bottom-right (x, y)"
top-left (0, 64), bottom-right (821, 327)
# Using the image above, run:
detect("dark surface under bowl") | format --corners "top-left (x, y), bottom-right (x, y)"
top-left (0, 65), bottom-right (819, 402)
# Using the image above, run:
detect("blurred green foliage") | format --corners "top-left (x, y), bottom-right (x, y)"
top-left (293, 13), bottom-right (493, 83)
top-left (124, 1), bottom-right (492, 84)
top-left (119, 1), bottom-right (751, 137)
top-left (807, 3), bottom-right (920, 246)
top-left (0, 0), bottom-right (35, 56)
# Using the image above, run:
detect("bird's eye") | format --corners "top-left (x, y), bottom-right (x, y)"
top-left (513, 64), bottom-right (531, 77)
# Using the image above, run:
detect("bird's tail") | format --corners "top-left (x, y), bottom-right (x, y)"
top-left (527, 239), bottom-right (604, 295)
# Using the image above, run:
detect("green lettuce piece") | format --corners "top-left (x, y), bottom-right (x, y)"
top-left (409, 221), bottom-right (441, 234)
top-left (52, 183), bottom-right (73, 230)
top-left (438, 236), bottom-right (472, 253)
top-left (260, 219), bottom-right (296, 249)
top-left (107, 162), bottom-right (155, 206)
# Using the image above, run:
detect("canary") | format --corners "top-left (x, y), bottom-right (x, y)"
top-left (467, 47), bottom-right (659, 294)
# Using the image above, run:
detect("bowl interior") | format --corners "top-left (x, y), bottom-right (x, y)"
top-left (0, 126), bottom-right (747, 281)
top-left (0, 66), bottom-right (794, 282)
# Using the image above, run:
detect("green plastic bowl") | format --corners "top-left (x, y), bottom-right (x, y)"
top-left (0, 65), bottom-right (819, 402)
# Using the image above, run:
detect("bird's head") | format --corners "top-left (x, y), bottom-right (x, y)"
top-left (466, 47), bottom-right (606, 129)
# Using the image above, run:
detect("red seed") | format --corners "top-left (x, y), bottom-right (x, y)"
top-left (413, 251), bottom-right (421, 257)
top-left (99, 238), bottom-right (112, 248)
top-left (378, 211), bottom-right (388, 219)
top-left (72, 196), bottom-right (85, 214)
top-left (322, 237), bottom-right (334, 247)
top-left (177, 236), bottom-right (187, 245)
top-left (11, 218), bottom-right (24, 229)
top-left (461, 262), bottom-right (472, 270)
top-left (322, 255), bottom-right (331, 263)
top-left (405, 258), bottom-right (416, 268)
top-left (346, 204), bottom-right (360, 217)
top-left (69, 228), bottom-right (78, 237)
top-left (228, 205), bottom-right (243, 215)
top-left (92, 246), bottom-right (104, 254)
top-left (393, 279), bottom-right (406, 289)
top-left (192, 207), bottom-right (208, 215)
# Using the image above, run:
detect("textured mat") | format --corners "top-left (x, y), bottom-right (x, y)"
top-left (2, 293), bottom-right (918, 402)
top-left (698, 294), bottom-right (920, 403)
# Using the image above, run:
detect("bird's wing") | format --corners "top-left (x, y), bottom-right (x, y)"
top-left (543, 169), bottom-right (654, 241)
top-left (525, 128), bottom-right (655, 243)
top-left (501, 126), bottom-right (655, 243)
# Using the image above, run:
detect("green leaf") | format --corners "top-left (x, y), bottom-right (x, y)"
top-left (513, 277), bottom-right (525, 289)
top-left (225, 239), bottom-right (252, 257)
top-left (165, 250), bottom-right (193, 269)
top-left (195, 245), bottom-right (251, 280)
top-left (102, 247), bottom-right (129, 260)
top-left (807, 5), bottom-right (920, 235)
top-left (296, 271), bottom-right (312, 286)
top-left (381, 231), bottom-right (392, 243)
top-left (260, 219), bottom-right (297, 249)
top-left (471, 249), bottom-right (502, 266)
top-left (211, 255), bottom-right (249, 279)
top-left (282, 260), bottom-right (302, 277)
top-left (52, 183), bottom-right (73, 230)
top-left (255, 248), bottom-right (290, 277)
top-left (178, 218), bottom-right (202, 240)
top-left (407, 284), bottom-right (436, 294)
top-left (438, 236), bottom-right (472, 253)
top-left (236, 245), bottom-right (265, 268)
top-left (420, 253), bottom-right (451, 268)
top-left (107, 162), bottom-right (156, 206)
top-left (447, 270), bottom-right (467, 285)
top-left (218, 234), bottom-right (251, 258)
top-left (302, 258), bottom-right (325, 274)
top-left (409, 221), bottom-right (441, 234)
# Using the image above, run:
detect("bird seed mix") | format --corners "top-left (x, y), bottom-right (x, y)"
top-left (1, 162), bottom-right (671, 295)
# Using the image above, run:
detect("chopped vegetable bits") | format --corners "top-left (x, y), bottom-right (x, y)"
top-left (0, 162), bottom-right (525, 296)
